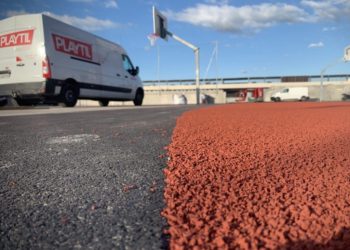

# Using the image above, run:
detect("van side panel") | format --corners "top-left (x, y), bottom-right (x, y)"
top-left (97, 38), bottom-right (132, 100)
top-left (42, 15), bottom-right (136, 100)
top-left (42, 15), bottom-right (102, 98)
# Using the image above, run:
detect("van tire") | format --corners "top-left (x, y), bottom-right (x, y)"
top-left (99, 100), bottom-right (109, 107)
top-left (275, 97), bottom-right (281, 102)
top-left (301, 96), bottom-right (308, 102)
top-left (0, 98), bottom-right (7, 107)
top-left (133, 89), bottom-right (144, 106)
top-left (60, 85), bottom-right (78, 107)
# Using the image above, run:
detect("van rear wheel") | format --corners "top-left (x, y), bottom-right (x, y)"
top-left (99, 100), bottom-right (109, 107)
top-left (60, 85), bottom-right (78, 107)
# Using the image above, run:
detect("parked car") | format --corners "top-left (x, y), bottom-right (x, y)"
top-left (271, 87), bottom-right (309, 102)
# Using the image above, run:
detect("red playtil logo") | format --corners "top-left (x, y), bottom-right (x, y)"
top-left (0, 29), bottom-right (34, 48)
top-left (52, 34), bottom-right (92, 60)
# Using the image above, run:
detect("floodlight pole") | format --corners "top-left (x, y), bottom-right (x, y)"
top-left (166, 31), bottom-right (201, 105)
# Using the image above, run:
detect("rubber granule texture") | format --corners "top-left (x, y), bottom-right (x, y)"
top-left (162, 102), bottom-right (350, 250)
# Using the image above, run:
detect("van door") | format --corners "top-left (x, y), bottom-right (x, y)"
top-left (280, 88), bottom-right (289, 100)
top-left (100, 51), bottom-right (131, 99)
top-left (0, 15), bottom-right (44, 93)
top-left (13, 16), bottom-right (44, 84)
top-left (0, 17), bottom-right (16, 88)
top-left (121, 54), bottom-right (137, 99)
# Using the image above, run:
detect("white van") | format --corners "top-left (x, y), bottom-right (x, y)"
top-left (271, 87), bottom-right (309, 102)
top-left (0, 14), bottom-right (144, 107)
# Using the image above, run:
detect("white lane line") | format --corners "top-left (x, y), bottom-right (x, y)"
top-left (47, 134), bottom-right (100, 145)
top-left (0, 161), bottom-right (15, 170)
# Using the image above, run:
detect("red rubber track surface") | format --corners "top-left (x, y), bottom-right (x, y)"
top-left (162, 102), bottom-right (350, 249)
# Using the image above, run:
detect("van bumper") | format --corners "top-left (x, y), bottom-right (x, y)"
top-left (0, 79), bottom-right (63, 99)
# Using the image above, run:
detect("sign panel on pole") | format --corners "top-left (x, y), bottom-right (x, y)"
top-left (152, 6), bottom-right (168, 40)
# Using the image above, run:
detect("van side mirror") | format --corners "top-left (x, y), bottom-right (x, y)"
top-left (129, 67), bottom-right (139, 76)
top-left (134, 66), bottom-right (139, 76)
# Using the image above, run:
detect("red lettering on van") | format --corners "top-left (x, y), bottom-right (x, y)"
top-left (0, 30), bottom-right (34, 48)
top-left (52, 34), bottom-right (92, 60)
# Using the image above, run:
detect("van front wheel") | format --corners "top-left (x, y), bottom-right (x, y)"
top-left (99, 100), bottom-right (109, 107)
top-left (301, 96), bottom-right (309, 102)
top-left (60, 85), bottom-right (78, 107)
top-left (133, 89), bottom-right (144, 106)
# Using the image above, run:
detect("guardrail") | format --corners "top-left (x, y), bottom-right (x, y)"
top-left (143, 74), bottom-right (350, 86)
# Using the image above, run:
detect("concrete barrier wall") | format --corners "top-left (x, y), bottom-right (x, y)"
top-left (76, 100), bottom-right (134, 107)
top-left (76, 81), bottom-right (350, 106)
top-left (143, 89), bottom-right (226, 105)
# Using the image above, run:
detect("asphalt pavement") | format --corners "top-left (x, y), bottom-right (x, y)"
top-left (0, 105), bottom-right (193, 250)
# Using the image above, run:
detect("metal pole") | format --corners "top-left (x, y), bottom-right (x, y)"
top-left (167, 31), bottom-right (200, 104)
top-left (157, 43), bottom-right (160, 86)
top-left (215, 41), bottom-right (219, 93)
top-left (215, 41), bottom-right (218, 85)
top-left (195, 48), bottom-right (200, 105)
top-left (320, 70), bottom-right (325, 102)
